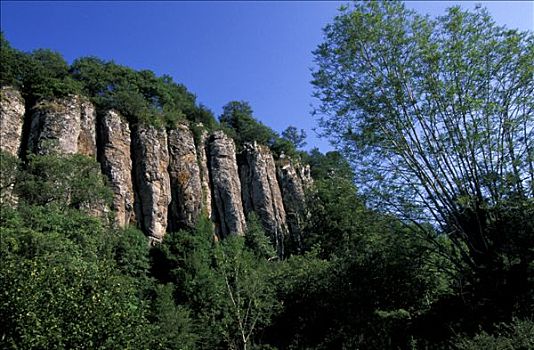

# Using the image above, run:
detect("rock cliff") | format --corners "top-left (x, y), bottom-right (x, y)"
top-left (276, 158), bottom-right (312, 252)
top-left (167, 124), bottom-right (203, 230)
top-left (99, 110), bottom-right (135, 228)
top-left (0, 87), bottom-right (25, 206)
top-left (196, 127), bottom-right (213, 220)
top-left (0, 87), bottom-right (25, 156)
top-left (1, 88), bottom-right (311, 249)
top-left (28, 95), bottom-right (96, 157)
top-left (132, 125), bottom-right (171, 243)
top-left (209, 131), bottom-right (247, 237)
top-left (239, 142), bottom-right (288, 256)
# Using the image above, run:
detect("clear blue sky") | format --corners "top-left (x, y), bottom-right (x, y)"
top-left (1, 1), bottom-right (532, 152)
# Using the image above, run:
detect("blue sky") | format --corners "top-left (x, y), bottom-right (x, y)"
top-left (1, 1), bottom-right (533, 152)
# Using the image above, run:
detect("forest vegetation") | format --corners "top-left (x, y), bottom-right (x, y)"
top-left (0, 1), bottom-right (533, 349)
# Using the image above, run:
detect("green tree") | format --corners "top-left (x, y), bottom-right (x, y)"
top-left (149, 283), bottom-right (196, 350)
top-left (16, 154), bottom-right (112, 211)
top-left (0, 32), bottom-right (30, 88)
top-left (244, 213), bottom-right (276, 260)
top-left (0, 151), bottom-right (20, 206)
top-left (312, 0), bottom-right (533, 327)
top-left (214, 237), bottom-right (280, 350)
top-left (281, 126), bottom-right (307, 149)
top-left (219, 101), bottom-right (278, 148)
top-left (0, 206), bottom-right (152, 349)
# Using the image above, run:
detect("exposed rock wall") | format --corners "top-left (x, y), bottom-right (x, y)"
top-left (277, 158), bottom-right (311, 252)
top-left (197, 127), bottom-right (213, 219)
top-left (0, 87), bottom-right (25, 206)
top-left (0, 91), bottom-right (312, 245)
top-left (132, 125), bottom-right (171, 243)
top-left (240, 142), bottom-right (288, 256)
top-left (99, 110), bottom-right (135, 228)
top-left (0, 87), bottom-right (25, 156)
top-left (78, 99), bottom-right (97, 158)
top-left (209, 131), bottom-right (246, 237)
top-left (27, 95), bottom-right (96, 157)
top-left (167, 124), bottom-right (203, 230)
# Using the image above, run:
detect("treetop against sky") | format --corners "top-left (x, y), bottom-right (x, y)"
top-left (1, 1), bottom-right (532, 152)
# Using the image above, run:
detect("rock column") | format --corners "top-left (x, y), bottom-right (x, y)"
top-left (132, 125), bottom-right (171, 243)
top-left (27, 95), bottom-right (96, 157)
top-left (277, 158), bottom-right (311, 252)
top-left (197, 127), bottom-right (213, 219)
top-left (99, 110), bottom-right (135, 227)
top-left (240, 142), bottom-right (288, 256)
top-left (0, 86), bottom-right (25, 156)
top-left (209, 131), bottom-right (246, 237)
top-left (167, 124), bottom-right (203, 230)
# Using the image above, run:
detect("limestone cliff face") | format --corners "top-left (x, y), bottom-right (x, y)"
top-left (209, 131), bottom-right (246, 237)
top-left (167, 124), bottom-right (203, 230)
top-left (99, 110), bottom-right (135, 228)
top-left (1, 90), bottom-right (312, 246)
top-left (196, 127), bottom-right (213, 219)
top-left (277, 158), bottom-right (311, 251)
top-left (28, 95), bottom-right (96, 157)
top-left (239, 142), bottom-right (288, 256)
top-left (0, 87), bottom-right (25, 156)
top-left (0, 87), bottom-right (25, 206)
top-left (132, 125), bottom-right (171, 243)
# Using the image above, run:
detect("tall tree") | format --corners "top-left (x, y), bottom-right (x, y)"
top-left (312, 0), bottom-right (533, 322)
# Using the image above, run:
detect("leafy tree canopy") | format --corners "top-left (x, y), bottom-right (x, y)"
top-left (312, 0), bottom-right (534, 335)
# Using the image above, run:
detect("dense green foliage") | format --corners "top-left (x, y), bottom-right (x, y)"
top-left (1, 32), bottom-right (217, 129)
top-left (312, 0), bottom-right (533, 346)
top-left (1, 2), bottom-right (533, 348)
top-left (219, 100), bottom-right (306, 157)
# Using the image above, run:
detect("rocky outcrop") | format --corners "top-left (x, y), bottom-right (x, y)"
top-left (197, 127), bottom-right (213, 219)
top-left (0, 87), bottom-right (25, 156)
top-left (277, 158), bottom-right (311, 252)
top-left (132, 125), bottom-right (171, 243)
top-left (209, 131), bottom-right (246, 237)
top-left (27, 95), bottom-right (96, 157)
top-left (0, 90), bottom-right (313, 245)
top-left (78, 99), bottom-right (97, 157)
top-left (167, 124), bottom-right (203, 230)
top-left (99, 110), bottom-right (135, 228)
top-left (239, 142), bottom-right (288, 256)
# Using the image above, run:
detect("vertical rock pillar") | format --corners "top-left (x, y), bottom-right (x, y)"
top-left (0, 86), bottom-right (25, 156)
top-left (167, 124), bottom-right (203, 230)
top-left (0, 87), bottom-right (25, 206)
top-left (239, 142), bottom-right (288, 257)
top-left (99, 110), bottom-right (135, 227)
top-left (208, 131), bottom-right (246, 237)
top-left (277, 158), bottom-right (312, 252)
top-left (132, 125), bottom-right (171, 243)
top-left (197, 127), bottom-right (213, 220)
top-left (27, 95), bottom-right (96, 157)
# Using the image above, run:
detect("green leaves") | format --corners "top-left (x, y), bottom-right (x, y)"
top-left (16, 154), bottom-right (112, 211)
top-left (312, 1), bottom-right (533, 345)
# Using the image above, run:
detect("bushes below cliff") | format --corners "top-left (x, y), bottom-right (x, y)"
top-left (1, 150), bottom-right (532, 349)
